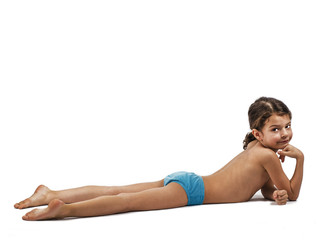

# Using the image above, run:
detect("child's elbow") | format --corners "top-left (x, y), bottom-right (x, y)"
top-left (288, 193), bottom-right (299, 201)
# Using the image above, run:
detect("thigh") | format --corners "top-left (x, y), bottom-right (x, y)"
top-left (124, 182), bottom-right (188, 211)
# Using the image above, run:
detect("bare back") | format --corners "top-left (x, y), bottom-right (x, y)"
top-left (202, 140), bottom-right (272, 203)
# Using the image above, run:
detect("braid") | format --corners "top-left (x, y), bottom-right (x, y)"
top-left (243, 132), bottom-right (256, 150)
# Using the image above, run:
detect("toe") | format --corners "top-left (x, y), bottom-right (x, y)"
top-left (19, 199), bottom-right (30, 209)
top-left (23, 209), bottom-right (37, 221)
top-left (15, 202), bottom-right (23, 209)
top-left (22, 212), bottom-right (30, 220)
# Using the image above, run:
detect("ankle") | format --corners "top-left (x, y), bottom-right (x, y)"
top-left (58, 204), bottom-right (70, 219)
top-left (48, 199), bottom-right (68, 219)
top-left (46, 190), bottom-right (58, 204)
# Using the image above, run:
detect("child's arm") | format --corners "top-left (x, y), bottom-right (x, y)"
top-left (261, 179), bottom-right (289, 205)
top-left (261, 178), bottom-right (276, 200)
top-left (262, 144), bottom-right (304, 201)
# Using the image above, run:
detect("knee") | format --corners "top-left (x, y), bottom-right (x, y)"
top-left (116, 193), bottom-right (133, 212)
top-left (106, 187), bottom-right (120, 195)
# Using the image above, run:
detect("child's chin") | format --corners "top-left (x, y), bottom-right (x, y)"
top-left (278, 142), bottom-right (289, 149)
top-left (268, 143), bottom-right (284, 151)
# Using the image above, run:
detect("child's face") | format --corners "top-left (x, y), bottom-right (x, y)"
top-left (257, 114), bottom-right (292, 151)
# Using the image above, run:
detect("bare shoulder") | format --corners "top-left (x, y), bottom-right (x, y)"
top-left (260, 148), bottom-right (278, 160)
top-left (252, 146), bottom-right (279, 165)
top-left (247, 140), bottom-right (278, 162)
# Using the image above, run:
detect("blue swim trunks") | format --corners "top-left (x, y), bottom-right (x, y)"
top-left (164, 171), bottom-right (205, 206)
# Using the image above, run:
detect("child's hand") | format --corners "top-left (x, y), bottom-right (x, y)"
top-left (277, 144), bottom-right (304, 163)
top-left (273, 190), bottom-right (288, 205)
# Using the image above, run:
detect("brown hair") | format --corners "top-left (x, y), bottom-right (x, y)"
top-left (243, 97), bottom-right (292, 150)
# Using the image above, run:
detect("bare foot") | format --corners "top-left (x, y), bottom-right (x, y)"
top-left (22, 199), bottom-right (65, 221)
top-left (14, 185), bottom-right (52, 209)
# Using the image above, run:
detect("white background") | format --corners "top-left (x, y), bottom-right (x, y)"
top-left (1, 1), bottom-right (325, 239)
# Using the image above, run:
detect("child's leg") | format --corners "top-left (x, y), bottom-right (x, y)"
top-left (22, 183), bottom-right (187, 220)
top-left (14, 180), bottom-right (164, 209)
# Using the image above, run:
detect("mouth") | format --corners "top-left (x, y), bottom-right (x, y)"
top-left (278, 140), bottom-right (289, 144)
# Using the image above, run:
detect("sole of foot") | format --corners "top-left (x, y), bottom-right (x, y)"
top-left (22, 199), bottom-right (65, 221)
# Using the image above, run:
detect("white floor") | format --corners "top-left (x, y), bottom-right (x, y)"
top-left (1, 1), bottom-right (326, 239)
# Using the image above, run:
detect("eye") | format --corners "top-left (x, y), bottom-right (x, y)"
top-left (272, 128), bottom-right (279, 132)
top-left (286, 125), bottom-right (291, 129)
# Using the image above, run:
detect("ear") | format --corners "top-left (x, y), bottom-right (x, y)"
top-left (252, 129), bottom-right (263, 141)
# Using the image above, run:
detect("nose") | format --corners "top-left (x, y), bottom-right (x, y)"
top-left (281, 128), bottom-right (288, 138)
